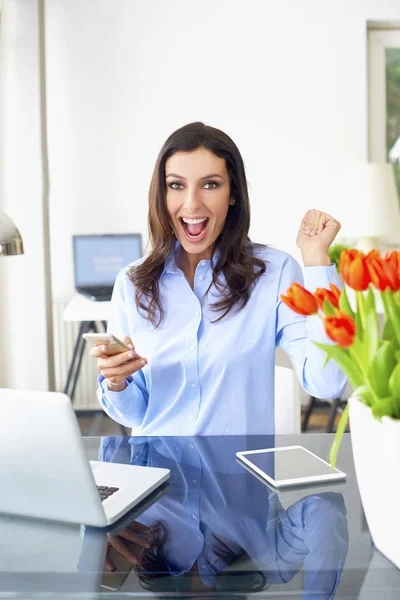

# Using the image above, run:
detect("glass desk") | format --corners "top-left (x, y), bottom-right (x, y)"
top-left (0, 433), bottom-right (399, 598)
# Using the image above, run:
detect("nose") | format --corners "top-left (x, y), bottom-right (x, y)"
top-left (182, 186), bottom-right (202, 213)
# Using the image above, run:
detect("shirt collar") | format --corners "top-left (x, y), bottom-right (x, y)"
top-left (162, 239), bottom-right (220, 276)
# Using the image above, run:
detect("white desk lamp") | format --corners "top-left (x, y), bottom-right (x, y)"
top-left (0, 211), bottom-right (24, 256)
top-left (344, 163), bottom-right (400, 253)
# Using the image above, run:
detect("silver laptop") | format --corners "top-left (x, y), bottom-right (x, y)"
top-left (0, 389), bottom-right (169, 527)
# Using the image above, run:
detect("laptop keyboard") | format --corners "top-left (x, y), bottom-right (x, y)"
top-left (97, 485), bottom-right (119, 502)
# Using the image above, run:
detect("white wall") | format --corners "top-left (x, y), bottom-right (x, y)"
top-left (0, 0), bottom-right (52, 390)
top-left (2, 0), bottom-right (400, 389)
top-left (46, 0), bottom-right (363, 301)
top-left (45, 0), bottom-right (400, 304)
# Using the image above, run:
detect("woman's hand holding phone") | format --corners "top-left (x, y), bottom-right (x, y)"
top-left (90, 336), bottom-right (147, 392)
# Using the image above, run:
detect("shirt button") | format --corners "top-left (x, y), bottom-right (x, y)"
top-left (190, 443), bottom-right (195, 449)
top-left (190, 382), bottom-right (196, 388)
top-left (189, 415), bottom-right (194, 421)
top-left (192, 479), bottom-right (198, 484)
top-left (189, 345), bottom-right (196, 352)
top-left (194, 311), bottom-right (200, 317)
top-left (202, 564), bottom-right (207, 569)
top-left (175, 446), bottom-right (180, 451)
top-left (201, 261), bottom-right (206, 266)
top-left (198, 535), bottom-right (202, 541)
top-left (192, 514), bottom-right (197, 520)
top-left (199, 275), bottom-right (204, 281)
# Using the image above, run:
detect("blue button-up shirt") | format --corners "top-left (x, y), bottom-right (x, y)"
top-left (97, 241), bottom-right (346, 434)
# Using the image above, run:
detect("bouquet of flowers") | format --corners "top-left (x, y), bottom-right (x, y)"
top-left (281, 249), bottom-right (400, 467)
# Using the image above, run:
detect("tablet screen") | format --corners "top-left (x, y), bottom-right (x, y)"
top-left (244, 447), bottom-right (336, 481)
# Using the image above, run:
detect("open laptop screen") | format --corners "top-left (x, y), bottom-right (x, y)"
top-left (73, 234), bottom-right (142, 287)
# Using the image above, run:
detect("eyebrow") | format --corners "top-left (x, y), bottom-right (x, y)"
top-left (165, 173), bottom-right (224, 181)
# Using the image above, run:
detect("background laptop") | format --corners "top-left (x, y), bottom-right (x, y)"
top-left (73, 233), bottom-right (142, 301)
top-left (0, 388), bottom-right (169, 527)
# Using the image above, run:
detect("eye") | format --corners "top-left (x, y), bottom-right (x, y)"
top-left (168, 182), bottom-right (184, 190)
top-left (203, 181), bottom-right (219, 189)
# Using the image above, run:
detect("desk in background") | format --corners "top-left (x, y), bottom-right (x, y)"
top-left (63, 294), bottom-right (110, 401)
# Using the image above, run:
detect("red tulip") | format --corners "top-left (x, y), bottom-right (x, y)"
top-left (366, 251), bottom-right (400, 292)
top-left (385, 250), bottom-right (400, 282)
top-left (314, 283), bottom-right (341, 312)
top-left (324, 312), bottom-right (356, 348)
top-left (339, 249), bottom-right (371, 291)
top-left (280, 283), bottom-right (319, 316)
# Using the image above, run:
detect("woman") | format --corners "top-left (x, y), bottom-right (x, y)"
top-left (93, 122), bottom-right (346, 434)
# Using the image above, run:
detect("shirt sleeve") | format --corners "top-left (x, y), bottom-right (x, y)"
top-left (272, 493), bottom-right (348, 599)
top-left (275, 255), bottom-right (347, 399)
top-left (96, 269), bottom-right (148, 428)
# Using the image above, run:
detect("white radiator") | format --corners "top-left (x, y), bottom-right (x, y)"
top-left (53, 302), bottom-right (101, 409)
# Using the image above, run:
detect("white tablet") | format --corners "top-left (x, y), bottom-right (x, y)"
top-left (236, 445), bottom-right (346, 488)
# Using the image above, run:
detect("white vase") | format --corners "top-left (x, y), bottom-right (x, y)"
top-left (349, 395), bottom-right (400, 569)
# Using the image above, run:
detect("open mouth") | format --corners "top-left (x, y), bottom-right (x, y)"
top-left (179, 218), bottom-right (209, 243)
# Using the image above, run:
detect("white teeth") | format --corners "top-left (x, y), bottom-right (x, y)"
top-left (181, 217), bottom-right (208, 224)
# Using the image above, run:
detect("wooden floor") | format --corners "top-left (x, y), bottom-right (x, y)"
top-left (77, 404), bottom-right (347, 436)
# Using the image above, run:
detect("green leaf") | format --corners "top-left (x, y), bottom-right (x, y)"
top-left (365, 286), bottom-right (376, 312)
top-left (339, 286), bottom-right (355, 319)
top-left (384, 291), bottom-right (400, 348)
top-left (389, 361), bottom-right (400, 398)
top-left (330, 402), bottom-right (350, 469)
top-left (379, 290), bottom-right (391, 321)
top-left (313, 342), bottom-right (364, 389)
top-left (323, 353), bottom-right (330, 369)
top-left (388, 362), bottom-right (400, 418)
top-left (323, 298), bottom-right (338, 316)
top-left (371, 396), bottom-right (397, 419)
top-left (354, 384), bottom-right (374, 407)
top-left (367, 341), bottom-right (396, 399)
top-left (351, 289), bottom-right (379, 370)
top-left (394, 289), bottom-right (400, 312)
top-left (382, 318), bottom-right (400, 352)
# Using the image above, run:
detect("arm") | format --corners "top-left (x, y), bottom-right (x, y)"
top-left (270, 493), bottom-right (349, 599)
top-left (97, 269), bottom-right (148, 428)
top-left (98, 435), bottom-right (150, 467)
top-left (275, 254), bottom-right (347, 399)
top-left (287, 493), bottom-right (349, 600)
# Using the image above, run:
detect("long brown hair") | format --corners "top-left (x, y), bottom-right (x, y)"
top-left (129, 122), bottom-right (267, 327)
top-left (135, 522), bottom-right (268, 593)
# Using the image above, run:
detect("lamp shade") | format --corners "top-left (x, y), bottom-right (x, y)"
top-left (343, 163), bottom-right (400, 241)
top-left (0, 210), bottom-right (24, 256)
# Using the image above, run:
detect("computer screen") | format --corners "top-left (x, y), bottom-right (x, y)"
top-left (73, 234), bottom-right (142, 287)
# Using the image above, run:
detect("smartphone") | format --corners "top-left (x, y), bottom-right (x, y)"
top-left (101, 545), bottom-right (133, 591)
top-left (82, 333), bottom-right (130, 355)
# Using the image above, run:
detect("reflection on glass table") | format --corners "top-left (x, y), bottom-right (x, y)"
top-left (1, 433), bottom-right (400, 599)
top-left (95, 436), bottom-right (348, 598)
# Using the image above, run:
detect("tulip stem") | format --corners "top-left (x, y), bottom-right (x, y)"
top-left (379, 290), bottom-right (390, 321)
top-left (356, 291), bottom-right (366, 331)
top-left (329, 402), bottom-right (349, 468)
